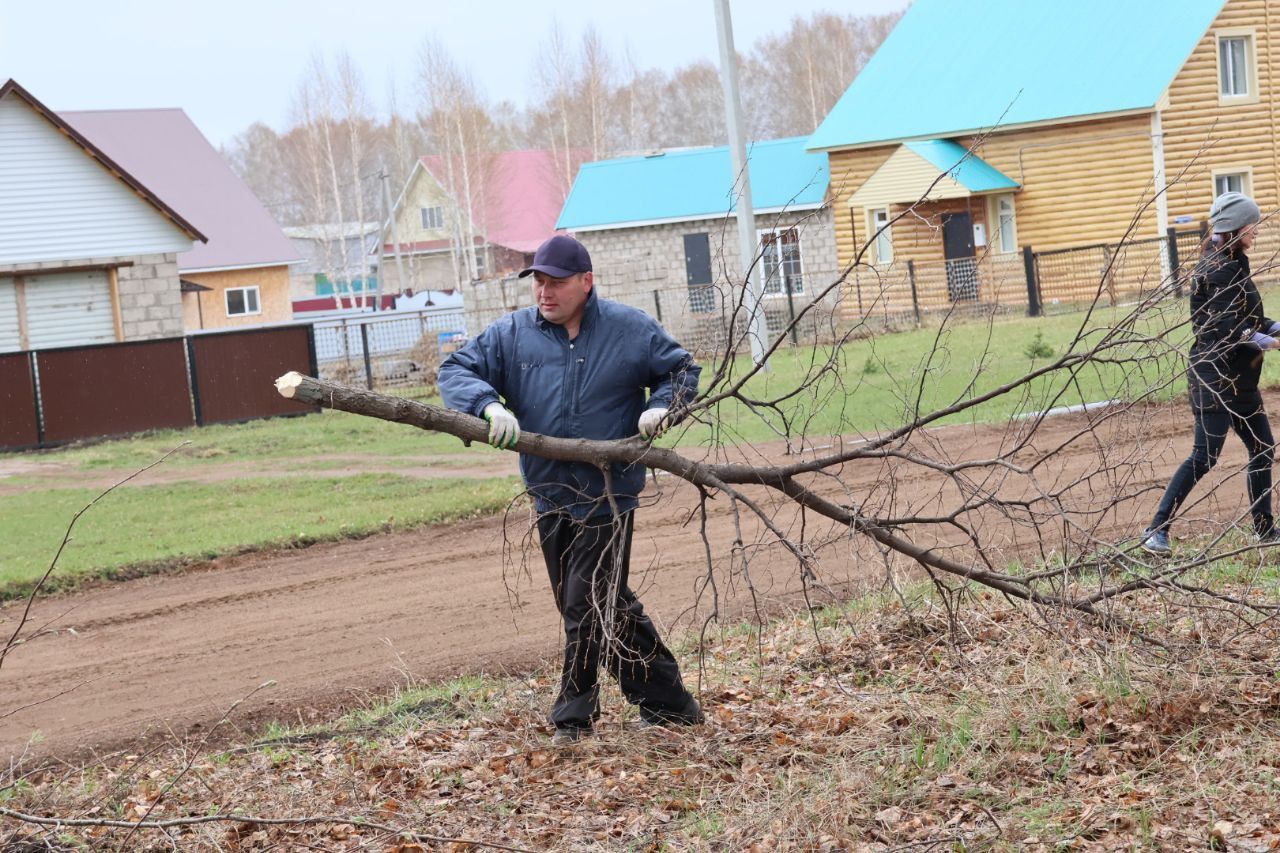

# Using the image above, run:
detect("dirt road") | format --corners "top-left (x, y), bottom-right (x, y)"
top-left (0, 401), bottom-right (1259, 763)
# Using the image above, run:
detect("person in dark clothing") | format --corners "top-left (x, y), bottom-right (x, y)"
top-left (438, 234), bottom-right (704, 744)
top-left (1142, 192), bottom-right (1279, 554)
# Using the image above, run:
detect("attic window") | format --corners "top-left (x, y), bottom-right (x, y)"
top-left (1217, 30), bottom-right (1257, 103)
top-left (421, 206), bottom-right (445, 229)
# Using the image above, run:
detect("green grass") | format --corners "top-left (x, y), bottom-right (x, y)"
top-left (44, 391), bottom-right (503, 472)
top-left (0, 473), bottom-right (520, 597)
top-left (674, 302), bottom-right (1206, 445)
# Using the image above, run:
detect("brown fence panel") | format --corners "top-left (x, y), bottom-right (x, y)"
top-left (189, 326), bottom-right (318, 424)
top-left (0, 352), bottom-right (40, 450)
top-left (38, 339), bottom-right (195, 444)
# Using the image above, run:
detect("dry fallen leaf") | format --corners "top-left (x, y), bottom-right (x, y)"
top-left (1210, 820), bottom-right (1234, 850)
top-left (875, 806), bottom-right (903, 826)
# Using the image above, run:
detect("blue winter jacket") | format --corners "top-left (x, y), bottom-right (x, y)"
top-left (437, 289), bottom-right (701, 518)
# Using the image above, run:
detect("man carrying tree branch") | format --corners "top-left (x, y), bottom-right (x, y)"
top-left (438, 234), bottom-right (704, 745)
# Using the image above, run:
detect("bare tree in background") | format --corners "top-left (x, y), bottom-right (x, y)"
top-left (416, 38), bottom-right (502, 290)
top-left (336, 52), bottom-right (376, 304)
top-left (523, 21), bottom-right (592, 197)
top-left (384, 81), bottom-right (429, 203)
top-left (653, 61), bottom-right (729, 148)
top-left (225, 12), bottom-right (901, 229)
top-left (221, 123), bottom-right (301, 223)
top-left (743, 11), bottom-right (902, 138)
top-left (281, 52), bottom-right (382, 308)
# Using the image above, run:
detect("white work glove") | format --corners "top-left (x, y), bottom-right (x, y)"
top-left (638, 407), bottom-right (670, 439)
top-left (482, 402), bottom-right (520, 449)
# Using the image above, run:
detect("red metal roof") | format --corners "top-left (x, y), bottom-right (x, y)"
top-left (62, 107), bottom-right (301, 272)
top-left (418, 149), bottom-right (586, 254)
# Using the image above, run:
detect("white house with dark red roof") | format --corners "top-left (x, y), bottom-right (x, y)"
top-left (64, 107), bottom-right (302, 331)
top-left (378, 149), bottom-right (579, 297)
top-left (0, 80), bottom-right (206, 351)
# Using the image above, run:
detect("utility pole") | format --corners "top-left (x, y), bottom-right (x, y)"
top-left (379, 163), bottom-right (408, 310)
top-left (714, 0), bottom-right (768, 367)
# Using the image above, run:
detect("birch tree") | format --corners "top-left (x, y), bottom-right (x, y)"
top-left (415, 38), bottom-right (502, 290)
top-left (743, 11), bottom-right (902, 138)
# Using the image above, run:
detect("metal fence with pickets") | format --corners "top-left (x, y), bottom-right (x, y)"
top-left (311, 307), bottom-right (467, 390)
top-left (848, 226), bottom-right (1206, 330)
top-left (1033, 228), bottom-right (1204, 315)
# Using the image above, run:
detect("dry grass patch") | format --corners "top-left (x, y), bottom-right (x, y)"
top-left (5, 586), bottom-right (1280, 850)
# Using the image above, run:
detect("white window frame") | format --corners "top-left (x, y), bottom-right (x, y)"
top-left (1213, 166), bottom-right (1253, 199)
top-left (225, 285), bottom-right (262, 317)
top-left (420, 205), bottom-right (445, 230)
top-left (1216, 29), bottom-right (1258, 104)
top-left (757, 227), bottom-right (805, 296)
top-left (987, 194), bottom-right (1018, 255)
top-left (868, 207), bottom-right (893, 265)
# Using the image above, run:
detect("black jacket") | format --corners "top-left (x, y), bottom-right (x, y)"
top-left (1188, 245), bottom-right (1273, 411)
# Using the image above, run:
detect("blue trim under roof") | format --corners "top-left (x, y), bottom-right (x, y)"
top-left (807, 0), bottom-right (1227, 151)
top-left (556, 137), bottom-right (828, 230)
top-left (905, 140), bottom-right (1018, 192)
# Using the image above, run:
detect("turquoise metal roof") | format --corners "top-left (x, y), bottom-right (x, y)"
top-left (807, 0), bottom-right (1228, 151)
top-left (556, 137), bottom-right (829, 230)
top-left (904, 140), bottom-right (1018, 192)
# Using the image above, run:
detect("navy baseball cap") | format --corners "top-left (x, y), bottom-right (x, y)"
top-left (518, 234), bottom-right (592, 278)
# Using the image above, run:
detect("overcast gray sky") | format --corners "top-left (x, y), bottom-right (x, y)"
top-left (2, 0), bottom-right (908, 148)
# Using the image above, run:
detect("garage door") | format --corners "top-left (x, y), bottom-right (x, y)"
top-left (0, 277), bottom-right (17, 353)
top-left (25, 270), bottom-right (116, 350)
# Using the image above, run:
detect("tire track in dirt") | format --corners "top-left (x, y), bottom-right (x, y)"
top-left (1, 397), bottom-right (1266, 763)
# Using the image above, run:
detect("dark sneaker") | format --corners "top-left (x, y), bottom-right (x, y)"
top-left (1258, 528), bottom-right (1280, 546)
top-left (550, 726), bottom-right (591, 746)
top-left (639, 698), bottom-right (704, 729)
top-left (1140, 528), bottom-right (1171, 555)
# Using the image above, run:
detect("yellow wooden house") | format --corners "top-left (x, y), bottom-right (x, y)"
top-left (808, 0), bottom-right (1278, 316)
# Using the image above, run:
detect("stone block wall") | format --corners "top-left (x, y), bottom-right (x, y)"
top-left (117, 253), bottom-right (183, 339)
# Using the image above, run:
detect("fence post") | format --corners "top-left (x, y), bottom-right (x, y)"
top-left (784, 284), bottom-right (799, 345)
top-left (29, 351), bottom-right (45, 447)
top-left (306, 324), bottom-right (319, 377)
top-left (359, 322), bottom-right (373, 390)
top-left (341, 318), bottom-right (350, 373)
top-left (1022, 245), bottom-right (1041, 317)
top-left (1166, 226), bottom-right (1182, 298)
top-left (185, 337), bottom-right (205, 426)
top-left (906, 260), bottom-right (921, 326)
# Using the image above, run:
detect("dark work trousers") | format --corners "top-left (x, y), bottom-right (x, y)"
top-left (537, 510), bottom-right (696, 731)
top-left (1149, 404), bottom-right (1276, 534)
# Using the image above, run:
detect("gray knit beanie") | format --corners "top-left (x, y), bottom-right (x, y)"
top-left (1210, 191), bottom-right (1261, 234)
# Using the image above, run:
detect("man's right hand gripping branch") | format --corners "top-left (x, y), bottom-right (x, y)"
top-left (483, 402), bottom-right (520, 449)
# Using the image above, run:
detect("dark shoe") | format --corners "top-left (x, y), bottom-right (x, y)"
top-left (550, 726), bottom-right (591, 746)
top-left (1140, 528), bottom-right (1171, 555)
top-left (639, 698), bottom-right (704, 728)
top-left (1255, 515), bottom-right (1279, 544)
